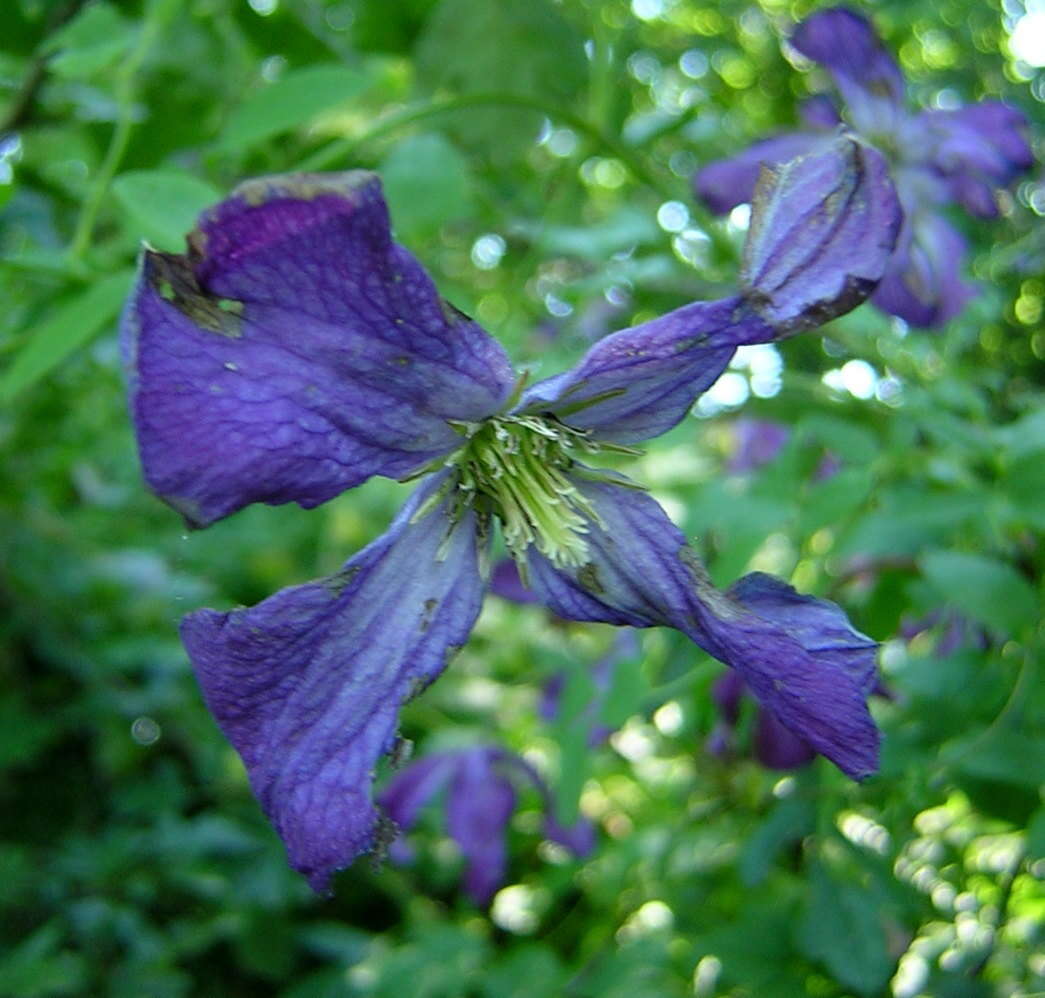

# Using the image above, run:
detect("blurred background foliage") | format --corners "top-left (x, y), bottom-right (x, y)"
top-left (1, 0), bottom-right (1043, 995)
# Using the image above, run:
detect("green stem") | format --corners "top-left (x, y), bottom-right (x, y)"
top-left (67, 0), bottom-right (174, 262)
top-left (641, 656), bottom-right (718, 712)
top-left (295, 92), bottom-right (682, 203)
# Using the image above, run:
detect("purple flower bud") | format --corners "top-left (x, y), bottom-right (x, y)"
top-left (741, 135), bottom-right (901, 335)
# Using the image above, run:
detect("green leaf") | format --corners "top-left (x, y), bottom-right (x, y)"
top-left (0, 921), bottom-right (88, 998)
top-left (600, 654), bottom-right (645, 729)
top-left (1027, 804), bottom-right (1045, 860)
top-left (113, 170), bottom-right (222, 251)
top-left (379, 133), bottom-right (473, 238)
top-left (482, 945), bottom-right (566, 998)
top-left (551, 664), bottom-right (596, 825)
top-left (920, 550), bottom-right (1038, 636)
top-left (797, 864), bottom-right (894, 996)
top-left (999, 448), bottom-right (1045, 532)
top-left (994, 408), bottom-right (1045, 458)
top-left (217, 64), bottom-right (369, 152)
top-left (43, 2), bottom-right (134, 79)
top-left (739, 796), bottom-right (814, 887)
top-left (951, 729), bottom-right (1045, 788)
top-left (0, 271), bottom-right (134, 402)
top-left (415, 0), bottom-right (586, 160)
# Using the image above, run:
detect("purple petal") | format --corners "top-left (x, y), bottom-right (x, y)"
top-left (742, 136), bottom-right (902, 335)
top-left (800, 95), bottom-right (843, 130)
top-left (711, 670), bottom-right (746, 724)
top-left (728, 419), bottom-right (791, 474)
top-left (544, 815), bottom-right (597, 857)
top-left (489, 558), bottom-right (539, 605)
top-left (791, 8), bottom-right (905, 132)
top-left (123, 172), bottom-right (514, 527)
top-left (519, 295), bottom-right (775, 444)
top-left (379, 752), bottom-right (459, 833)
top-left (754, 709), bottom-right (818, 770)
top-left (870, 211), bottom-right (974, 327)
top-left (525, 478), bottom-right (879, 780)
top-left (446, 748), bottom-right (517, 905)
top-left (497, 752), bottom-right (597, 859)
top-left (921, 102), bottom-right (1033, 218)
top-left (180, 474), bottom-right (487, 892)
top-left (694, 131), bottom-right (831, 215)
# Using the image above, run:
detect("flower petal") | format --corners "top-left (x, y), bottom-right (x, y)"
top-left (123, 172), bottom-right (514, 527)
top-left (525, 478), bottom-right (879, 780)
top-left (379, 752), bottom-right (459, 833)
top-left (754, 710), bottom-right (818, 770)
top-left (519, 295), bottom-right (775, 444)
top-left (870, 211), bottom-right (974, 327)
top-left (921, 102), bottom-right (1033, 218)
top-left (694, 131), bottom-right (830, 214)
top-left (742, 135), bottom-right (901, 335)
top-left (180, 474), bottom-right (488, 892)
top-left (791, 8), bottom-right (905, 132)
top-left (446, 748), bottom-right (516, 905)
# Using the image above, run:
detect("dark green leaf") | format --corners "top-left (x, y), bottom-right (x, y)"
top-left (112, 170), bottom-right (222, 251)
top-left (217, 65), bottom-right (370, 152)
top-left (0, 271), bottom-right (133, 402)
top-left (920, 550), bottom-right (1038, 636)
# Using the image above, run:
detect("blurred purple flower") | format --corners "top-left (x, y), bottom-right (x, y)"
top-left (694, 6), bottom-right (1033, 328)
top-left (539, 630), bottom-right (640, 746)
top-left (378, 745), bottom-right (594, 904)
top-left (728, 419), bottom-right (790, 473)
top-left (900, 608), bottom-right (990, 656)
top-left (122, 137), bottom-right (897, 891)
top-left (489, 558), bottom-right (540, 605)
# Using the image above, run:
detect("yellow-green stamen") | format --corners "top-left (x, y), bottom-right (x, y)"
top-left (448, 415), bottom-right (609, 571)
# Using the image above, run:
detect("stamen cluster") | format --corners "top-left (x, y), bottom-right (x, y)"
top-left (449, 415), bottom-right (604, 571)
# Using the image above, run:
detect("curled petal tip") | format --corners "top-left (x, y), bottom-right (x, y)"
top-left (741, 135), bottom-right (902, 335)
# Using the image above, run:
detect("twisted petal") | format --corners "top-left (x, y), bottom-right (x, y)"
top-left (742, 136), bottom-right (901, 334)
top-left (525, 478), bottom-right (879, 780)
top-left (519, 295), bottom-right (775, 444)
top-left (122, 172), bottom-right (514, 527)
top-left (711, 672), bottom-right (817, 769)
top-left (694, 131), bottom-right (830, 214)
top-left (921, 102), bottom-right (1033, 218)
top-left (791, 7), bottom-right (905, 132)
top-left (180, 475), bottom-right (488, 892)
top-left (871, 211), bottom-right (974, 327)
top-left (446, 748), bottom-right (517, 904)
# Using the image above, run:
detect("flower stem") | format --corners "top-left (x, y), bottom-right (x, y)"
top-left (67, 0), bottom-right (176, 263)
top-left (296, 91), bottom-right (683, 203)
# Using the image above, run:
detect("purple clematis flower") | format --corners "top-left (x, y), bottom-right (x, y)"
top-left (122, 135), bottom-right (899, 891)
top-left (378, 745), bottom-right (594, 904)
top-left (694, 6), bottom-right (1033, 328)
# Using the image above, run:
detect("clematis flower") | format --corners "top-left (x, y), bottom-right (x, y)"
top-left (694, 6), bottom-right (1033, 328)
top-left (122, 134), bottom-right (899, 891)
top-left (378, 745), bottom-right (594, 904)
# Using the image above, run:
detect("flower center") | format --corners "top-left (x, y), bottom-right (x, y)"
top-left (450, 415), bottom-right (604, 571)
